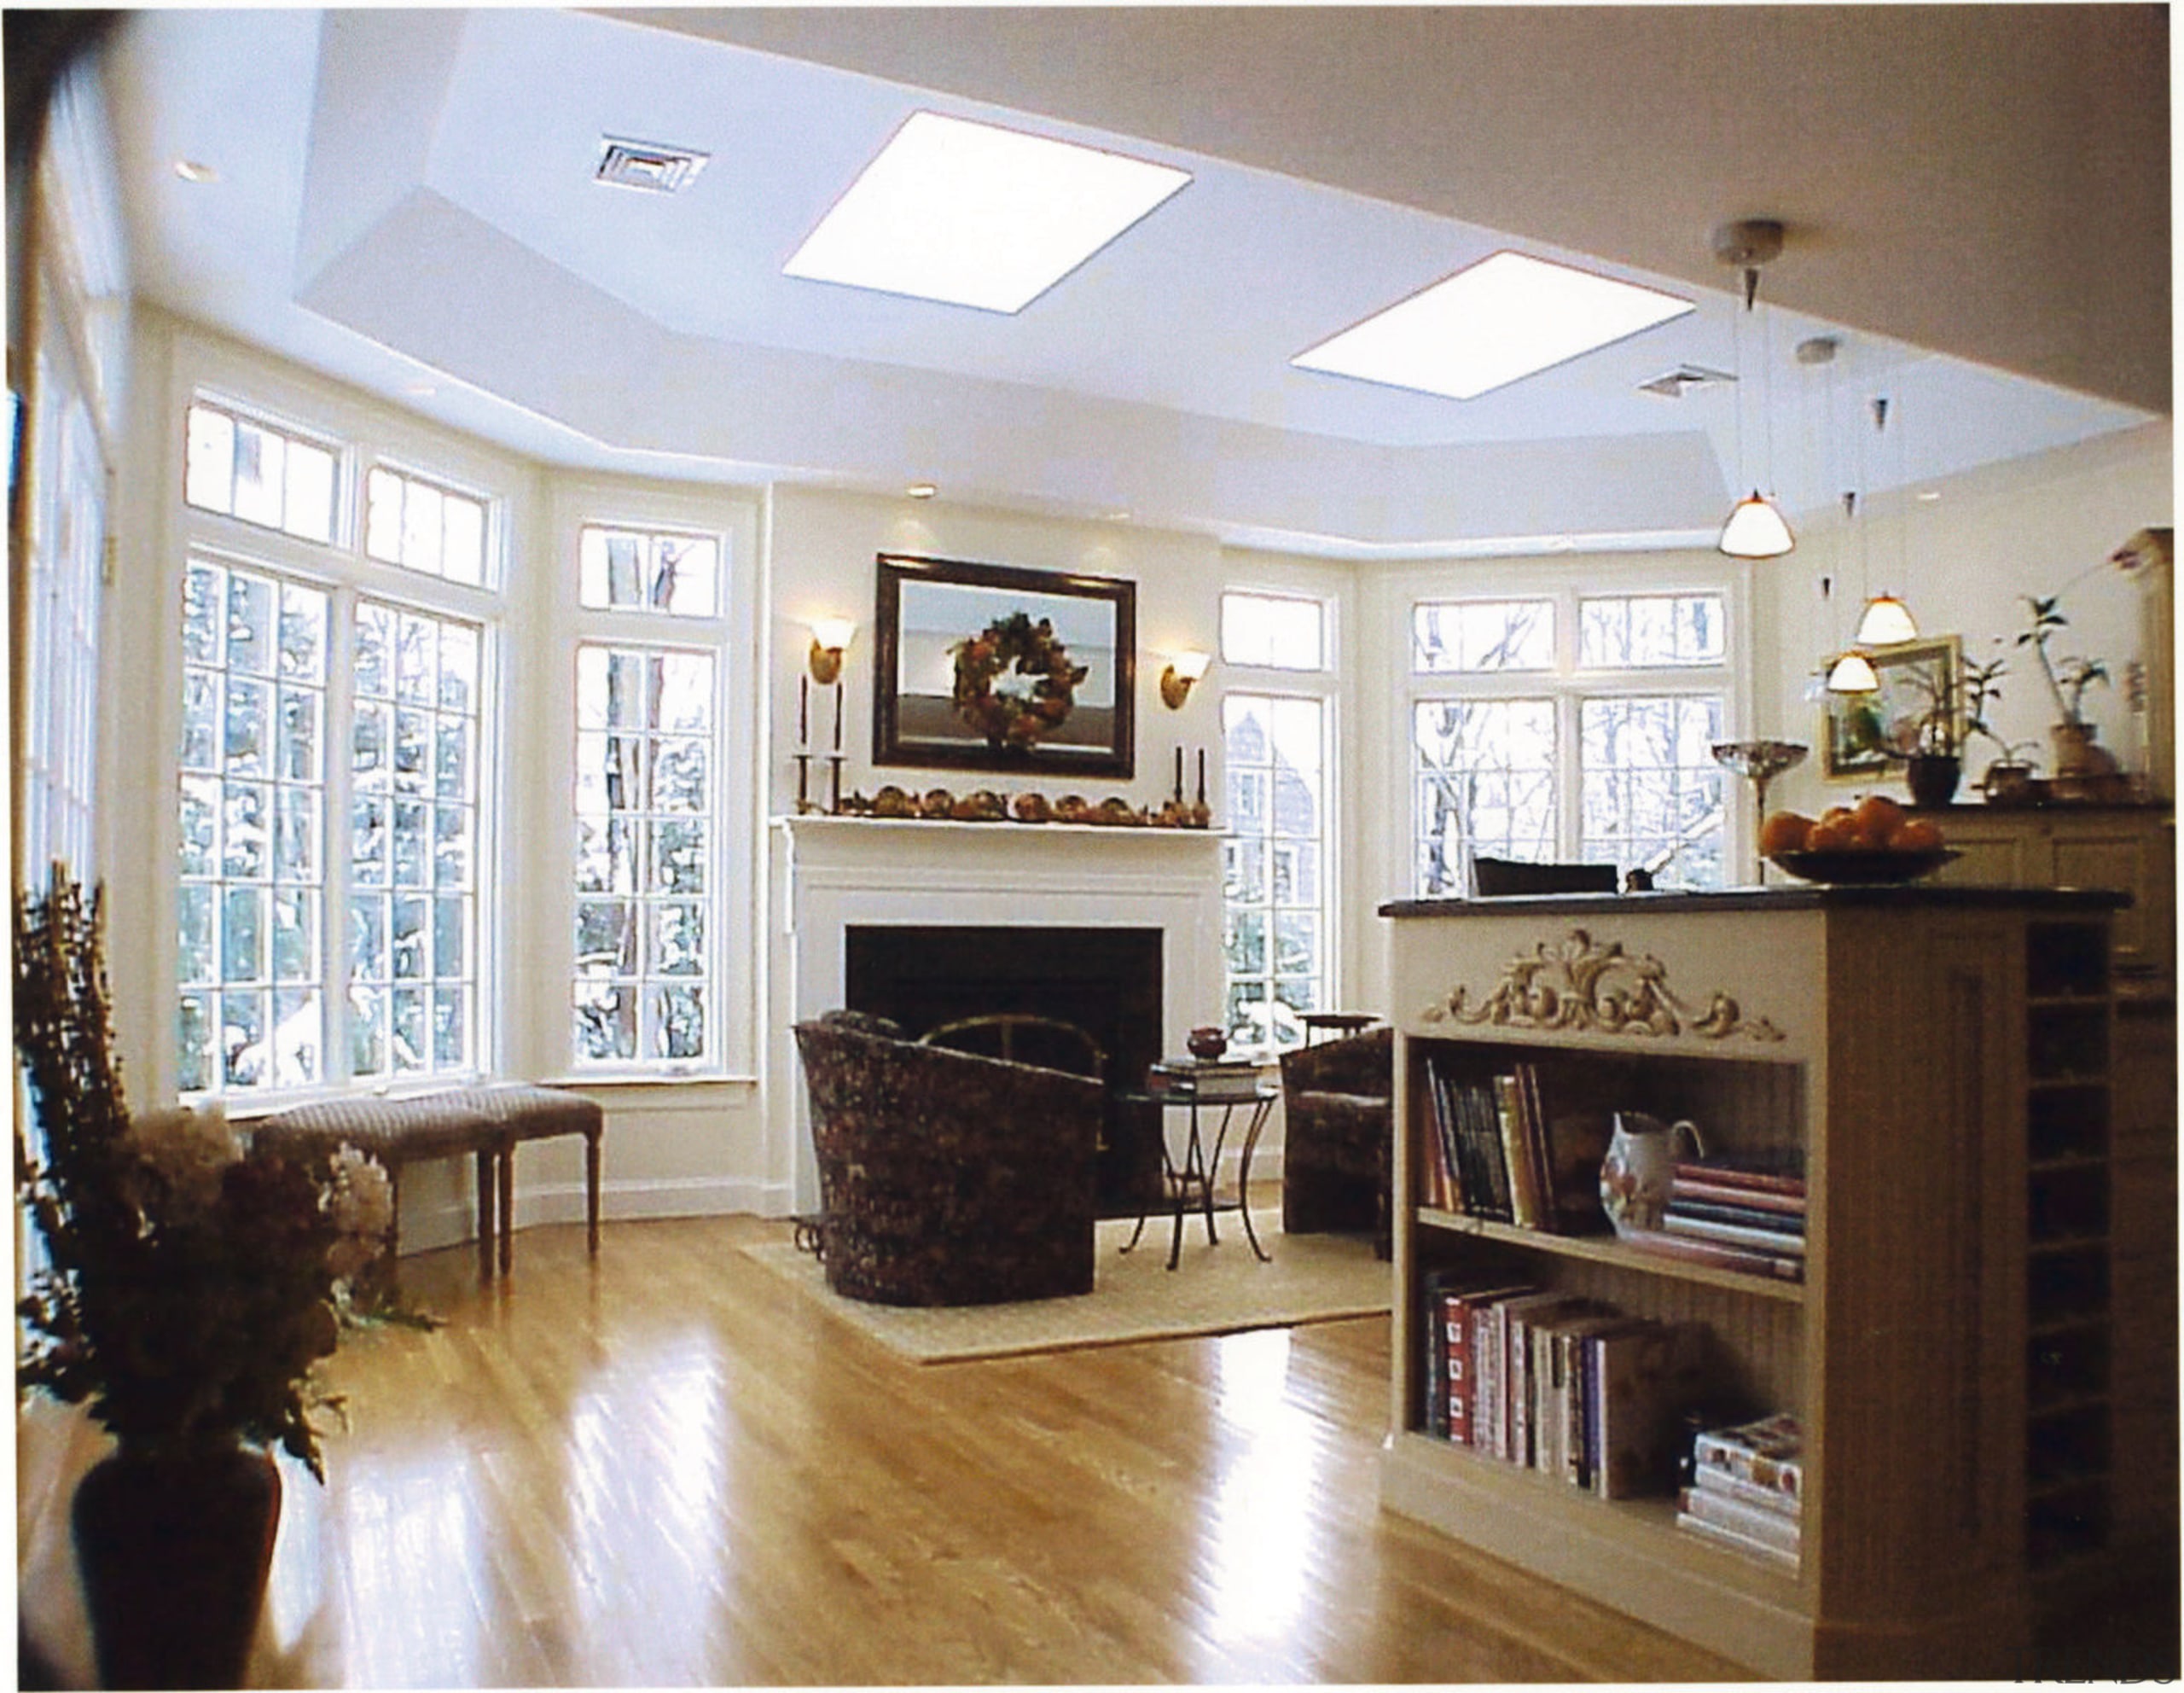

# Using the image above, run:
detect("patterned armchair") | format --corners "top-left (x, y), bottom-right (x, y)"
top-left (1279, 1023), bottom-right (1394, 1259)
top-left (793, 1011), bottom-right (1102, 1306)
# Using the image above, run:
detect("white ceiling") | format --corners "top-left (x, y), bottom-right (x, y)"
top-left (99, 7), bottom-right (2166, 558)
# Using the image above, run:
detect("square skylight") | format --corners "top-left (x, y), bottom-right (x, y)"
top-left (783, 111), bottom-right (1191, 314)
top-left (1292, 251), bottom-right (1694, 401)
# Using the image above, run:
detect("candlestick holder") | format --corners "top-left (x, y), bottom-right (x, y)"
top-left (827, 753), bottom-right (845, 815)
top-left (794, 750), bottom-right (815, 814)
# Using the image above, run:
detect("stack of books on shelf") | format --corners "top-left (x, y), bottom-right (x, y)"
top-left (1146, 1057), bottom-right (1263, 1101)
top-left (1420, 1272), bottom-right (1707, 1498)
top-left (1631, 1156), bottom-right (1807, 1282)
top-left (1676, 1411), bottom-right (1803, 1573)
top-left (1419, 1056), bottom-right (1609, 1234)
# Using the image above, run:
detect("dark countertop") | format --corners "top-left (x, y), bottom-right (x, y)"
top-left (1380, 884), bottom-right (2130, 919)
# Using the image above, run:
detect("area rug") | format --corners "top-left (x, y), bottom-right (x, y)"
top-left (741, 1213), bottom-right (1391, 1364)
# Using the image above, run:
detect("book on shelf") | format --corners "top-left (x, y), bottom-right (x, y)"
top-left (1590, 1320), bottom-right (1709, 1500)
top-left (1668, 1175), bottom-right (1807, 1216)
top-left (1692, 1411), bottom-right (1804, 1505)
top-left (1419, 1058), bottom-right (1609, 1236)
top-left (1664, 1198), bottom-right (1805, 1236)
top-left (1492, 1073), bottom-right (1547, 1229)
top-left (1661, 1211), bottom-right (1808, 1255)
top-left (1528, 1304), bottom-right (1615, 1481)
top-left (1624, 1229), bottom-right (1804, 1283)
top-left (1674, 1507), bottom-right (1802, 1572)
top-left (1688, 1458), bottom-right (1804, 1521)
top-left (1438, 1281), bottom-right (1533, 1446)
top-left (1492, 1291), bottom-right (1590, 1465)
top-left (1676, 1482), bottom-right (1802, 1555)
top-left (1671, 1157), bottom-right (1806, 1197)
top-left (1148, 1058), bottom-right (1264, 1101)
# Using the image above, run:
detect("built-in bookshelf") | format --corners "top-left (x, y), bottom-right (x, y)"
top-left (1377, 886), bottom-right (2137, 1680)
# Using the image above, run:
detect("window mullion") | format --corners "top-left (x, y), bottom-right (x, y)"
top-left (322, 583), bottom-right (360, 1086)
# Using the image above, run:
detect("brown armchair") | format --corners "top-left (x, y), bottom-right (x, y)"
top-left (1279, 1023), bottom-right (1394, 1258)
top-left (793, 1011), bottom-right (1102, 1306)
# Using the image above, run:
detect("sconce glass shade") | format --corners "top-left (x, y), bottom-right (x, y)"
top-left (807, 617), bottom-right (856, 684)
top-left (1853, 593), bottom-right (1920, 646)
top-left (1826, 649), bottom-right (1880, 694)
top-left (1717, 492), bottom-right (1796, 559)
top-left (1159, 650), bottom-right (1211, 710)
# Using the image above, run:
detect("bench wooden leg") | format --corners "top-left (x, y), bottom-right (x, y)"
top-left (586, 1130), bottom-right (602, 1257)
top-left (498, 1147), bottom-right (514, 1277)
top-left (474, 1147), bottom-right (497, 1281)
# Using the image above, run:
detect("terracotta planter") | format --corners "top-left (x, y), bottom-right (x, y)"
top-left (73, 1442), bottom-right (282, 1690)
top-left (2051, 721), bottom-right (2119, 780)
top-left (1905, 753), bottom-right (1961, 807)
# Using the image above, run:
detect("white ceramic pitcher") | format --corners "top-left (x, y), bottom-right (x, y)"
top-left (1598, 1111), bottom-right (1705, 1237)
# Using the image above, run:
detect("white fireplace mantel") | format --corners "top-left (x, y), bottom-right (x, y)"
top-left (767, 815), bottom-right (1225, 1213)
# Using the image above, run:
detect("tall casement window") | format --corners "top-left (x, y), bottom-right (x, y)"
top-left (1410, 585), bottom-right (1730, 895)
top-left (1219, 591), bottom-right (1333, 1055)
top-left (568, 521), bottom-right (727, 1073)
top-left (174, 394), bottom-right (502, 1097)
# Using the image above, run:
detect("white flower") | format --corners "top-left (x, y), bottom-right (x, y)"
top-left (125, 1101), bottom-right (241, 1218)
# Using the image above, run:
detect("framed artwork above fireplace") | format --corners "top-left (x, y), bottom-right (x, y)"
top-left (874, 553), bottom-right (1136, 777)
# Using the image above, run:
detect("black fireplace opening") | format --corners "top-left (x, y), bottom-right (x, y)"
top-left (845, 924), bottom-right (1164, 1216)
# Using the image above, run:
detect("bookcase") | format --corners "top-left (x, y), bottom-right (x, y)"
top-left (1377, 886), bottom-right (2135, 1679)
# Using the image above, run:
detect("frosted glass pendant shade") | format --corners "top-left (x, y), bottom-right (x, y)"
top-left (1854, 593), bottom-right (1920, 645)
top-left (1827, 649), bottom-right (1881, 693)
top-left (1717, 492), bottom-right (1796, 558)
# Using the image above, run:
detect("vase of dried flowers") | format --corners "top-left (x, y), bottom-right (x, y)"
top-left (15, 872), bottom-right (396, 1689)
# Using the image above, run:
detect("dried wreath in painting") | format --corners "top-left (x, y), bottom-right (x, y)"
top-left (951, 613), bottom-right (1089, 751)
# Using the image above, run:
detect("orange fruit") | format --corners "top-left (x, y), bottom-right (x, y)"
top-left (1889, 817), bottom-right (1944, 852)
top-left (1853, 794), bottom-right (1906, 843)
top-left (1759, 810), bottom-right (1813, 856)
top-left (1808, 816), bottom-right (1858, 852)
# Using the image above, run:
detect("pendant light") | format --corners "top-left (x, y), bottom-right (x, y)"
top-left (1852, 395), bottom-right (1922, 645)
top-left (1827, 489), bottom-right (1881, 692)
top-left (1713, 219), bottom-right (1795, 559)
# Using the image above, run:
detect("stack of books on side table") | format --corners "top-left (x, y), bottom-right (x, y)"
top-left (1676, 1411), bottom-right (1803, 1572)
top-left (1147, 1057), bottom-right (1264, 1101)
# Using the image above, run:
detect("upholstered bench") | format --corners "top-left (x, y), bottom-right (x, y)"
top-left (253, 1084), bottom-right (605, 1284)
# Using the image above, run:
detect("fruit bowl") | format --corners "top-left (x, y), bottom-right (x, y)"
top-left (1768, 848), bottom-right (1959, 885)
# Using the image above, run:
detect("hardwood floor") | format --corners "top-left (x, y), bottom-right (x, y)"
top-left (16, 1213), bottom-right (2155, 1686)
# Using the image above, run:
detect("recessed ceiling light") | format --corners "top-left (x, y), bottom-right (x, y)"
top-left (783, 111), bottom-right (1191, 314)
top-left (173, 159), bottom-right (218, 184)
top-left (1292, 251), bottom-right (1694, 401)
top-left (906, 481), bottom-right (938, 500)
top-left (1915, 489), bottom-right (1943, 503)
top-left (404, 380), bottom-right (438, 398)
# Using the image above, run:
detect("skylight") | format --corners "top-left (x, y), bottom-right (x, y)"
top-left (1292, 251), bottom-right (1694, 401)
top-left (782, 111), bottom-right (1191, 314)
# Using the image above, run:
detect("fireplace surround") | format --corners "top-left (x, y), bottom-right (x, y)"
top-left (771, 817), bottom-right (1225, 1215)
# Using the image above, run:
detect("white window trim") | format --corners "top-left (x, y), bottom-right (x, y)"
top-left (547, 478), bottom-right (763, 1085)
top-left (1394, 554), bottom-right (1757, 893)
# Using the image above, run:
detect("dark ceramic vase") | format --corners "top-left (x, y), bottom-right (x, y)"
top-left (1905, 752), bottom-right (1961, 807)
top-left (73, 1442), bottom-right (282, 1690)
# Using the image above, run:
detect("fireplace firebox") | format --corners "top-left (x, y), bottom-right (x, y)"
top-left (845, 924), bottom-right (1164, 1216)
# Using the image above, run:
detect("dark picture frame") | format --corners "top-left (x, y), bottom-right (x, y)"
top-left (873, 553), bottom-right (1137, 777)
top-left (1820, 635), bottom-right (1963, 780)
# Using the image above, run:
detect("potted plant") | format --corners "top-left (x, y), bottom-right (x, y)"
top-left (1892, 651), bottom-right (2007, 807)
top-left (2018, 594), bottom-right (2119, 785)
top-left (15, 874), bottom-right (396, 1690)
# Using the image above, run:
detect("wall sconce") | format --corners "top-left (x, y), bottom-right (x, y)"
top-left (799, 617), bottom-right (856, 814)
top-left (1159, 649), bottom-right (1210, 710)
top-left (808, 617), bottom-right (855, 684)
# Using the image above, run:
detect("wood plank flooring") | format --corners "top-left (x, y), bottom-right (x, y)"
top-left (15, 1212), bottom-right (2034, 1684)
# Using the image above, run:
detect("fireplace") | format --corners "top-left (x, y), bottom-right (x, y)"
top-left (770, 815), bottom-right (1224, 1218)
top-left (846, 924), bottom-right (1165, 1215)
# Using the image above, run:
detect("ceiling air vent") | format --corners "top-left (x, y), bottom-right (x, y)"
top-left (1637, 364), bottom-right (1735, 399)
top-left (595, 136), bottom-right (710, 195)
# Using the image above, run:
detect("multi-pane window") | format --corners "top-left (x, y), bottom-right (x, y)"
top-left (1223, 692), bottom-right (1327, 1052)
top-left (177, 558), bottom-right (329, 1091)
top-left (365, 465), bottom-right (489, 586)
top-left (578, 524), bottom-right (719, 617)
top-left (348, 602), bottom-right (482, 1082)
top-left (1411, 586), bottom-right (1730, 895)
top-left (1221, 591), bottom-right (1324, 671)
top-left (184, 399), bottom-right (337, 544)
top-left (20, 380), bottom-right (105, 880)
top-left (572, 644), bottom-right (716, 1066)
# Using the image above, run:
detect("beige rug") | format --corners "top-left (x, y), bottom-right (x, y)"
top-left (741, 1212), bottom-right (1391, 1364)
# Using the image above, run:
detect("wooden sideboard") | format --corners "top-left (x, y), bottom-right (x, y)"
top-left (1378, 886), bottom-right (2166, 1678)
